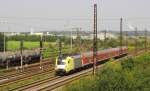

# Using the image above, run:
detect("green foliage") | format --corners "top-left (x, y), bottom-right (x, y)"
top-left (7, 35), bottom-right (68, 42)
top-left (121, 57), bottom-right (134, 70)
top-left (7, 41), bottom-right (41, 51)
top-left (64, 52), bottom-right (150, 91)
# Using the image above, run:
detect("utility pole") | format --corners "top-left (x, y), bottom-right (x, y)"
top-left (93, 4), bottom-right (97, 75)
top-left (120, 18), bottom-right (123, 55)
top-left (145, 28), bottom-right (147, 52)
top-left (135, 27), bottom-right (138, 55)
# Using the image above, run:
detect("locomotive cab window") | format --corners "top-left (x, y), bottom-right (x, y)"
top-left (57, 57), bottom-right (66, 65)
top-left (57, 60), bottom-right (65, 65)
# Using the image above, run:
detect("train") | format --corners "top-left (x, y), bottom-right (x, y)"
top-left (0, 49), bottom-right (40, 67)
top-left (55, 46), bottom-right (128, 75)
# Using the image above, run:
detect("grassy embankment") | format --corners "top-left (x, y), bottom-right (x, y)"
top-left (62, 52), bottom-right (150, 91)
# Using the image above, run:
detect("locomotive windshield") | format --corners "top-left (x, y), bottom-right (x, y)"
top-left (57, 56), bottom-right (66, 65)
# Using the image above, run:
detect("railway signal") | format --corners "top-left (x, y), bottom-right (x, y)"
top-left (93, 4), bottom-right (97, 75)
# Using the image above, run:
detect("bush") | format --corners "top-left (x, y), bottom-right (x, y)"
top-left (121, 57), bottom-right (134, 70)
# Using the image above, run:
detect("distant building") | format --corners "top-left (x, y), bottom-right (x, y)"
top-left (89, 33), bottom-right (117, 40)
top-left (71, 32), bottom-right (117, 40)
top-left (5, 32), bottom-right (20, 36)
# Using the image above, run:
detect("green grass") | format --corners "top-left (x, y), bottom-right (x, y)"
top-left (6, 41), bottom-right (81, 59)
top-left (63, 52), bottom-right (150, 91)
top-left (7, 41), bottom-right (40, 51)
top-left (7, 41), bottom-right (55, 51)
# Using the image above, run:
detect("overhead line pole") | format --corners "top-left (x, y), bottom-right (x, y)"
top-left (40, 35), bottom-right (43, 70)
top-left (104, 30), bottom-right (107, 49)
top-left (120, 18), bottom-right (123, 55)
top-left (145, 28), bottom-right (147, 52)
top-left (70, 29), bottom-right (72, 54)
top-left (58, 37), bottom-right (62, 57)
top-left (20, 40), bottom-right (23, 72)
top-left (126, 31), bottom-right (128, 47)
top-left (3, 32), bottom-right (7, 70)
top-left (93, 4), bottom-right (97, 75)
top-left (135, 27), bottom-right (138, 55)
top-left (4, 32), bottom-right (9, 70)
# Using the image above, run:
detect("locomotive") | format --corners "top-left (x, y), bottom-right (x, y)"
top-left (55, 47), bottom-right (128, 75)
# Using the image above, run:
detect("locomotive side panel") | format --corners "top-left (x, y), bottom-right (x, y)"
top-left (73, 58), bottom-right (82, 69)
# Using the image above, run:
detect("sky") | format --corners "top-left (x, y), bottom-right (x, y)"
top-left (0, 0), bottom-right (150, 32)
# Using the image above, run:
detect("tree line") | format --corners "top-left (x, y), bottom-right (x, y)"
top-left (6, 35), bottom-right (67, 42)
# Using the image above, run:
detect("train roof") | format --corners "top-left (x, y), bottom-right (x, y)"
top-left (72, 55), bottom-right (81, 59)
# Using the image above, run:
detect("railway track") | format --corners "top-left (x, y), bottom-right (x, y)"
top-left (13, 66), bottom-right (96, 91)
top-left (38, 71), bottom-right (92, 91)
top-left (39, 49), bottom-right (149, 91)
top-left (0, 69), bottom-right (55, 91)
top-left (0, 48), bottom-right (145, 80)
top-left (0, 49), bottom-right (148, 91)
top-left (12, 76), bottom-right (61, 91)
top-left (13, 60), bottom-right (109, 91)
top-left (0, 57), bottom-right (55, 80)
top-left (0, 66), bottom-right (54, 84)
top-left (13, 49), bottom-right (149, 91)
top-left (0, 63), bottom-right (52, 80)
top-left (129, 49), bottom-right (149, 56)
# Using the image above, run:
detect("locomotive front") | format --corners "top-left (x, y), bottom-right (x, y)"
top-left (55, 56), bottom-right (67, 75)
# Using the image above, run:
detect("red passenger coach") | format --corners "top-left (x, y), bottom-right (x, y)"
top-left (81, 47), bottom-right (128, 66)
